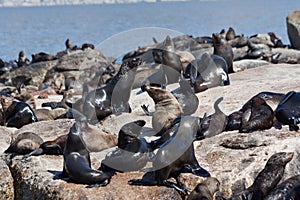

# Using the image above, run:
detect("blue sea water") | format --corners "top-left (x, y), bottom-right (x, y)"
top-left (0, 0), bottom-right (299, 61)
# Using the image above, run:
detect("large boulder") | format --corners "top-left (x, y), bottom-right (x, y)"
top-left (287, 10), bottom-right (300, 49)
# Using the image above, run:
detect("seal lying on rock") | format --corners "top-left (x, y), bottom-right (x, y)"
top-left (63, 120), bottom-right (111, 186)
top-left (275, 91), bottom-right (300, 131)
top-left (187, 177), bottom-right (220, 200)
top-left (83, 58), bottom-right (141, 123)
top-left (231, 152), bottom-right (294, 200)
top-left (100, 120), bottom-right (150, 173)
top-left (4, 132), bottom-right (43, 155)
top-left (129, 116), bottom-right (210, 196)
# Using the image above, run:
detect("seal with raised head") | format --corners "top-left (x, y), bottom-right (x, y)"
top-left (15, 51), bottom-right (30, 67)
top-left (187, 177), bottom-right (220, 200)
top-left (141, 83), bottom-right (183, 136)
top-left (275, 91), bottom-right (300, 131)
top-left (265, 175), bottom-right (300, 200)
top-left (5, 101), bottom-right (38, 128)
top-left (187, 53), bottom-right (230, 93)
top-left (83, 58), bottom-right (141, 123)
top-left (100, 120), bottom-right (150, 173)
top-left (212, 33), bottom-right (234, 73)
top-left (63, 120), bottom-right (111, 186)
top-left (4, 132), bottom-right (43, 155)
top-left (231, 152), bottom-right (294, 200)
top-left (129, 116), bottom-right (210, 196)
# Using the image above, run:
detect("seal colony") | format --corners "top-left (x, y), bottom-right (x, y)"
top-left (1, 24), bottom-right (300, 199)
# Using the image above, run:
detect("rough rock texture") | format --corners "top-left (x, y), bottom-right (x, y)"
top-left (287, 10), bottom-right (300, 49)
top-left (1, 64), bottom-right (300, 199)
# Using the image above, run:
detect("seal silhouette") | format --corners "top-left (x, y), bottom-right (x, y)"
top-left (63, 120), bottom-right (111, 186)
top-left (129, 116), bottom-right (210, 196)
top-left (231, 152), bottom-right (294, 200)
top-left (100, 120), bottom-right (150, 173)
top-left (275, 91), bottom-right (300, 131)
top-left (187, 177), bottom-right (220, 200)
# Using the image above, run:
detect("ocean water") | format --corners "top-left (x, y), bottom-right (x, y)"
top-left (0, 0), bottom-right (299, 61)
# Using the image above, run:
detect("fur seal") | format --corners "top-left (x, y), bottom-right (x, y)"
top-left (231, 152), bottom-right (294, 200)
top-left (265, 175), bottom-right (300, 199)
top-left (187, 177), bottom-right (220, 200)
top-left (275, 91), bottom-right (300, 131)
top-left (212, 33), bottom-right (234, 73)
top-left (4, 132), bottom-right (43, 155)
top-left (63, 120), bottom-right (111, 186)
top-left (141, 84), bottom-right (183, 136)
top-left (197, 97), bottom-right (228, 139)
top-left (226, 27), bottom-right (236, 41)
top-left (100, 120), bottom-right (150, 173)
top-left (5, 101), bottom-right (38, 128)
top-left (187, 53), bottom-right (230, 93)
top-left (129, 116), bottom-right (210, 196)
top-left (83, 58), bottom-right (141, 123)
top-left (35, 108), bottom-right (67, 121)
top-left (26, 134), bottom-right (67, 156)
top-left (31, 52), bottom-right (56, 63)
top-left (15, 51), bottom-right (30, 67)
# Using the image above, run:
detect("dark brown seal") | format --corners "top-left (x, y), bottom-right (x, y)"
top-left (100, 120), bottom-right (150, 173)
top-left (141, 84), bottom-right (183, 136)
top-left (226, 27), bottom-right (236, 41)
top-left (231, 152), bottom-right (294, 200)
top-left (4, 132), bottom-right (43, 155)
top-left (31, 52), bottom-right (56, 63)
top-left (275, 91), bottom-right (300, 131)
top-left (129, 116), bottom-right (210, 196)
top-left (212, 33), bottom-right (234, 73)
top-left (15, 51), bottom-right (30, 67)
top-left (265, 175), bottom-right (300, 200)
top-left (62, 120), bottom-right (111, 186)
top-left (187, 177), bottom-right (220, 200)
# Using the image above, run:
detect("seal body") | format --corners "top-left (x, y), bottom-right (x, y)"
top-left (83, 58), bottom-right (141, 123)
top-left (100, 120), bottom-right (149, 172)
top-left (63, 121), bottom-right (111, 185)
top-left (4, 132), bottom-right (43, 155)
top-left (5, 101), bottom-right (38, 128)
top-left (265, 175), bottom-right (300, 200)
top-left (212, 33), bottom-right (234, 73)
top-left (275, 91), bottom-right (300, 131)
top-left (187, 177), bottom-right (220, 200)
top-left (231, 152), bottom-right (294, 200)
top-left (141, 84), bottom-right (183, 136)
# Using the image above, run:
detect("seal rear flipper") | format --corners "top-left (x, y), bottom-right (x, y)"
top-left (278, 91), bottom-right (296, 105)
top-left (160, 180), bottom-right (190, 196)
top-left (141, 104), bottom-right (152, 116)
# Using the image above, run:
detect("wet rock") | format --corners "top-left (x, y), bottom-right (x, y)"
top-left (287, 11), bottom-right (300, 49)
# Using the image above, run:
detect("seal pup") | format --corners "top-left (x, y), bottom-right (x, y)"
top-left (265, 175), bottom-right (300, 199)
top-left (83, 58), bottom-right (141, 123)
top-left (63, 120), bottom-right (111, 186)
top-left (5, 101), bottom-right (38, 128)
top-left (15, 51), bottom-right (30, 67)
top-left (275, 91), bottom-right (300, 131)
top-left (100, 120), bottom-right (150, 173)
top-left (4, 132), bottom-right (43, 155)
top-left (26, 135), bottom-right (67, 156)
top-left (187, 53), bottom-right (230, 93)
top-left (187, 177), bottom-right (220, 200)
top-left (231, 152), bottom-right (294, 200)
top-left (141, 84), bottom-right (183, 136)
top-left (197, 97), bottom-right (228, 139)
top-left (129, 116), bottom-right (210, 196)
top-left (212, 33), bottom-right (234, 73)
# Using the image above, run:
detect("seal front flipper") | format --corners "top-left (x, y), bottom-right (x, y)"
top-left (85, 179), bottom-right (110, 188)
top-left (141, 104), bottom-right (152, 116)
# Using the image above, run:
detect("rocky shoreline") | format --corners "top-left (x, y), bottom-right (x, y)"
top-left (0, 11), bottom-right (300, 200)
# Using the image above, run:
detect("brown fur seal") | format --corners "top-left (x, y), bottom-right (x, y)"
top-left (141, 84), bottom-right (183, 136)
top-left (129, 116), bottom-right (210, 196)
top-left (265, 175), bottom-right (300, 199)
top-left (83, 58), bottom-right (141, 123)
top-left (275, 91), bottom-right (300, 131)
top-left (231, 152), bottom-right (294, 200)
top-left (4, 132), bottom-right (43, 155)
top-left (31, 52), bottom-right (56, 63)
top-left (35, 108), bottom-right (67, 121)
top-left (226, 27), bottom-right (236, 41)
top-left (15, 51), bottom-right (30, 67)
top-left (187, 177), bottom-right (220, 200)
top-left (62, 120), bottom-right (111, 186)
top-left (212, 33), bottom-right (234, 73)
top-left (100, 120), bottom-right (150, 173)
